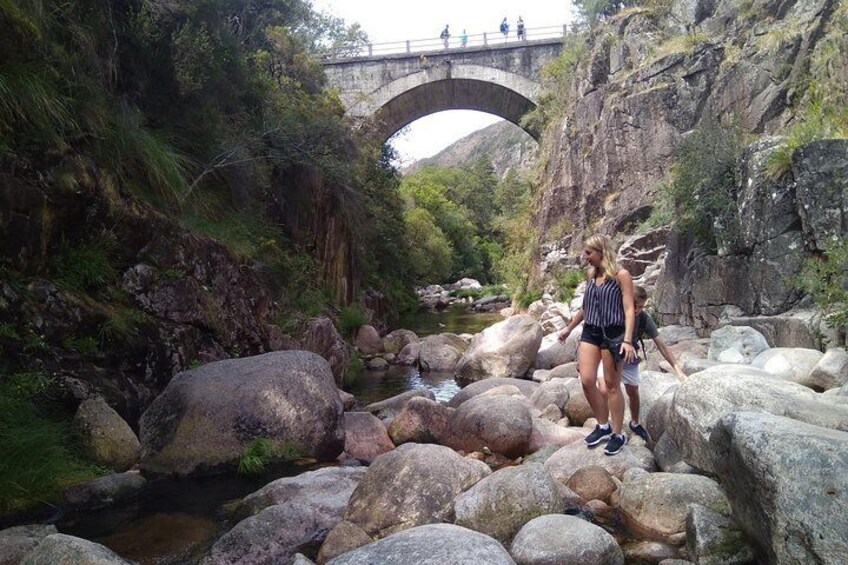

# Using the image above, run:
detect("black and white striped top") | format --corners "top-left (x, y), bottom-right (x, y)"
top-left (583, 275), bottom-right (625, 327)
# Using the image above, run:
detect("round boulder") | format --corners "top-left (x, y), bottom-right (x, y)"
top-left (455, 315), bottom-right (544, 386)
top-left (343, 443), bottom-right (490, 539)
top-left (343, 412), bottom-right (394, 463)
top-left (443, 394), bottom-right (533, 458)
top-left (510, 514), bottom-right (624, 565)
top-left (454, 463), bottom-right (563, 543)
top-left (326, 524), bottom-right (514, 565)
top-left (139, 351), bottom-right (344, 475)
top-left (565, 465), bottom-right (617, 504)
top-left (21, 534), bottom-right (134, 564)
top-left (751, 347), bottom-right (824, 385)
top-left (72, 396), bottom-right (140, 472)
top-left (707, 326), bottom-right (769, 364)
top-left (388, 397), bottom-right (450, 445)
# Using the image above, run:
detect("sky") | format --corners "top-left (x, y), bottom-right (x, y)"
top-left (312, 0), bottom-right (573, 165)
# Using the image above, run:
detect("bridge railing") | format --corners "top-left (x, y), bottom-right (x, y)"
top-left (325, 24), bottom-right (572, 60)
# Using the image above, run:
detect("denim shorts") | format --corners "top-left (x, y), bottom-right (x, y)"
top-left (580, 324), bottom-right (625, 362)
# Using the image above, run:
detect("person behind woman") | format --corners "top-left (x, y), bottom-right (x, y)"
top-left (558, 234), bottom-right (636, 455)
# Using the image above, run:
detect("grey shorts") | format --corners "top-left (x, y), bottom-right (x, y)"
top-left (621, 362), bottom-right (640, 386)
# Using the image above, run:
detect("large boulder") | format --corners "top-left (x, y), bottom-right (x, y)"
top-left (388, 397), bottom-right (450, 445)
top-left (667, 365), bottom-right (848, 473)
top-left (707, 326), bottom-right (770, 364)
top-left (455, 315), bottom-right (544, 386)
top-left (418, 334), bottom-right (464, 372)
top-left (203, 467), bottom-right (366, 564)
top-left (343, 412), bottom-right (394, 463)
top-left (21, 534), bottom-right (134, 565)
top-left (533, 332), bottom-right (572, 370)
top-left (750, 347), bottom-right (823, 385)
top-left (139, 351), bottom-right (344, 475)
top-left (686, 504), bottom-right (754, 565)
top-left (544, 441), bottom-right (656, 484)
top-left (326, 524), bottom-right (515, 565)
top-left (355, 325), bottom-right (383, 355)
top-left (0, 525), bottom-right (57, 565)
top-left (510, 514), bottom-right (624, 565)
top-left (382, 329), bottom-right (419, 354)
top-left (442, 393), bottom-right (533, 458)
top-left (711, 411), bottom-right (848, 564)
top-left (63, 471), bottom-right (146, 510)
top-left (296, 317), bottom-right (353, 383)
top-left (453, 463), bottom-right (563, 543)
top-left (528, 419), bottom-right (586, 452)
top-left (342, 443), bottom-right (490, 539)
top-left (72, 396), bottom-right (140, 472)
top-left (801, 348), bottom-right (848, 391)
top-left (612, 473), bottom-right (730, 543)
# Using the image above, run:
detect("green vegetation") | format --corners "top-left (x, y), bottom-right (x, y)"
top-left (343, 355), bottom-right (364, 388)
top-left (552, 268), bottom-right (586, 302)
top-left (796, 239), bottom-right (848, 331)
top-left (99, 306), bottom-right (146, 345)
top-left (237, 437), bottom-right (274, 475)
top-left (0, 371), bottom-right (106, 513)
top-left (451, 285), bottom-right (509, 300)
top-left (50, 241), bottom-right (117, 294)
top-left (516, 289), bottom-right (543, 310)
top-left (647, 122), bottom-right (747, 251)
top-left (338, 305), bottom-right (368, 338)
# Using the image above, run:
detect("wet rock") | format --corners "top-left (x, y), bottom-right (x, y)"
top-left (613, 472), bottom-right (729, 544)
top-left (343, 443), bottom-right (489, 539)
top-left (387, 397), bottom-right (449, 445)
top-left (455, 315), bottom-right (544, 386)
top-left (0, 525), bottom-right (57, 565)
top-left (21, 533), bottom-right (133, 564)
top-left (443, 394), bottom-right (533, 458)
top-left (63, 471), bottom-right (146, 510)
top-left (140, 351), bottom-right (344, 475)
top-left (343, 412), bottom-right (394, 463)
top-left (711, 411), bottom-right (848, 564)
top-left (72, 396), bottom-right (140, 472)
top-left (326, 524), bottom-right (514, 565)
top-left (510, 514), bottom-right (623, 565)
top-left (365, 357), bottom-right (388, 370)
top-left (454, 463), bottom-right (563, 543)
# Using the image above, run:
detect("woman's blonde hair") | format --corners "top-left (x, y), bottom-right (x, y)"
top-left (584, 234), bottom-right (621, 279)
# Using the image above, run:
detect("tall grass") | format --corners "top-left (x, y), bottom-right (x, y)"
top-left (0, 372), bottom-right (105, 513)
top-left (50, 241), bottom-right (117, 293)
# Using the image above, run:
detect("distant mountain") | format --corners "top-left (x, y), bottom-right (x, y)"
top-left (404, 120), bottom-right (538, 179)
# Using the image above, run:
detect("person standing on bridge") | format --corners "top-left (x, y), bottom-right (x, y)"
top-left (500, 17), bottom-right (509, 41)
top-left (460, 29), bottom-right (468, 48)
top-left (440, 25), bottom-right (450, 49)
top-left (517, 16), bottom-right (526, 40)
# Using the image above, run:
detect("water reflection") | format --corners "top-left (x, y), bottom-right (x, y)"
top-left (397, 304), bottom-right (502, 338)
top-left (347, 365), bottom-right (460, 405)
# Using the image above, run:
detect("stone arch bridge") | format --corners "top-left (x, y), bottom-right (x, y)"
top-left (322, 38), bottom-right (565, 141)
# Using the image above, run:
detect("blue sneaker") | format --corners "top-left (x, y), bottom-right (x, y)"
top-left (604, 433), bottom-right (628, 455)
top-left (585, 424), bottom-right (612, 447)
top-left (629, 422), bottom-right (651, 443)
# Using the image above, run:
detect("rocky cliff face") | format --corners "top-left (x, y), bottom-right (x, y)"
top-left (0, 162), bottom-right (355, 425)
top-left (534, 0), bottom-right (845, 330)
top-left (405, 121), bottom-right (538, 179)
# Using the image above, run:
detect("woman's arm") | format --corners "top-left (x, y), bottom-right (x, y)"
top-left (617, 269), bottom-right (637, 363)
top-left (558, 309), bottom-right (583, 342)
top-left (655, 337), bottom-right (687, 380)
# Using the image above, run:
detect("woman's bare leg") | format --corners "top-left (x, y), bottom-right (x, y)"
top-left (578, 342), bottom-right (608, 425)
top-left (601, 351), bottom-right (625, 434)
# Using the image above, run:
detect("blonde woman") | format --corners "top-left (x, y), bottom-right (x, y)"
top-left (558, 234), bottom-right (636, 455)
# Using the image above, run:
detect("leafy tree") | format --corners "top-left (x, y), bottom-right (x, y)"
top-left (404, 208), bottom-right (455, 282)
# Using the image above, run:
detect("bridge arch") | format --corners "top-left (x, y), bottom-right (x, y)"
top-left (366, 65), bottom-right (540, 140)
top-left (322, 39), bottom-right (563, 143)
